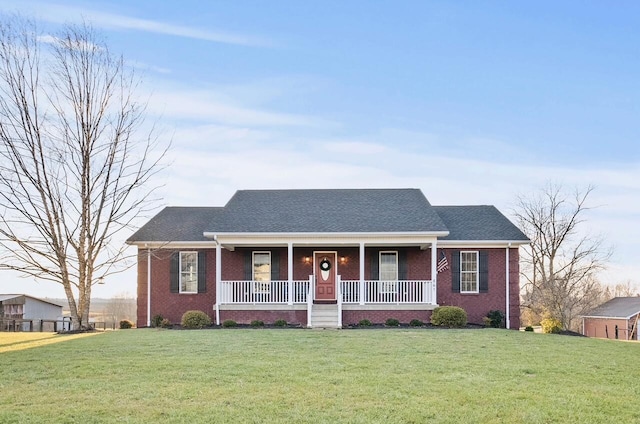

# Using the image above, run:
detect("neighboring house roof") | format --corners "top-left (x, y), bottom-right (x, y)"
top-left (0, 294), bottom-right (65, 308)
top-left (127, 189), bottom-right (528, 243)
top-left (434, 205), bottom-right (529, 241)
top-left (583, 297), bottom-right (640, 319)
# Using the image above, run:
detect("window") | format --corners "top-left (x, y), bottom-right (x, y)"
top-left (253, 252), bottom-right (271, 293)
top-left (180, 252), bottom-right (198, 293)
top-left (379, 251), bottom-right (398, 293)
top-left (460, 251), bottom-right (479, 293)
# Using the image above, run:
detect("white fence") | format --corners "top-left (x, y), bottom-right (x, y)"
top-left (219, 279), bottom-right (435, 305)
top-left (341, 280), bottom-right (435, 304)
top-left (219, 280), bottom-right (310, 304)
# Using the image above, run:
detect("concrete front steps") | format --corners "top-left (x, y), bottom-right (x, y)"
top-left (309, 303), bottom-right (341, 328)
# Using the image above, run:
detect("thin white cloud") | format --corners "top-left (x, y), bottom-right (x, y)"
top-left (148, 89), bottom-right (328, 127)
top-left (323, 141), bottom-right (389, 155)
top-left (126, 60), bottom-right (171, 75)
top-left (36, 34), bottom-right (101, 51)
top-left (10, 1), bottom-right (273, 47)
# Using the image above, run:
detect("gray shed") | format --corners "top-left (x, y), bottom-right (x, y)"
top-left (0, 294), bottom-right (65, 331)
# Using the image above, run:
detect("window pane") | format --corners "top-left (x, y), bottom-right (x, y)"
top-left (380, 252), bottom-right (397, 281)
top-left (460, 251), bottom-right (478, 292)
top-left (253, 252), bottom-right (271, 282)
top-left (180, 252), bottom-right (198, 293)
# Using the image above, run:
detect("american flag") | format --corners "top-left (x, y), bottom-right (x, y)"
top-left (437, 250), bottom-right (449, 273)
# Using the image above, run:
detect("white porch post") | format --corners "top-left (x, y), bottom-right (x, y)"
top-left (287, 242), bottom-right (293, 305)
top-left (215, 242), bottom-right (221, 325)
top-left (146, 247), bottom-right (151, 327)
top-left (359, 242), bottom-right (365, 305)
top-left (431, 240), bottom-right (438, 304)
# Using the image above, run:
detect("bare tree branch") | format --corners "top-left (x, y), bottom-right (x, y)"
top-left (0, 16), bottom-right (166, 329)
top-left (514, 183), bottom-right (611, 331)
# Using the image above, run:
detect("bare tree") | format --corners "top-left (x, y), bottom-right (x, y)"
top-left (103, 292), bottom-right (136, 326)
top-left (0, 17), bottom-right (165, 329)
top-left (514, 183), bottom-right (611, 331)
top-left (603, 280), bottom-right (640, 299)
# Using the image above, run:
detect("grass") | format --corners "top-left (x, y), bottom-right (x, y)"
top-left (0, 332), bottom-right (97, 353)
top-left (0, 329), bottom-right (638, 423)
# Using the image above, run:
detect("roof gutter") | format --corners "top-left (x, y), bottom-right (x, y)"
top-left (203, 231), bottom-right (450, 238)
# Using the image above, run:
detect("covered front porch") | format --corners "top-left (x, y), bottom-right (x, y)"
top-left (210, 233), bottom-right (442, 327)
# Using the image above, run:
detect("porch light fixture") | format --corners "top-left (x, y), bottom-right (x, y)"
top-left (340, 256), bottom-right (347, 264)
top-left (303, 256), bottom-right (311, 264)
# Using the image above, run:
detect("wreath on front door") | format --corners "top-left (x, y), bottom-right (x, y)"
top-left (320, 258), bottom-right (332, 271)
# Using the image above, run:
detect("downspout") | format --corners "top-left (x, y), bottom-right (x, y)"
top-left (214, 235), bottom-right (221, 326)
top-left (146, 245), bottom-right (151, 327)
top-left (505, 243), bottom-right (511, 329)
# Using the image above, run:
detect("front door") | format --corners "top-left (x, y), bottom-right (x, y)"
top-left (314, 252), bottom-right (336, 302)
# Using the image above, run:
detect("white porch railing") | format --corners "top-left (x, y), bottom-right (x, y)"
top-left (219, 280), bottom-right (310, 304)
top-left (218, 279), bottom-right (435, 305)
top-left (341, 280), bottom-right (436, 304)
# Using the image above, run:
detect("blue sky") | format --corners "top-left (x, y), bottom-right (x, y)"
top-left (1, 1), bottom-right (639, 298)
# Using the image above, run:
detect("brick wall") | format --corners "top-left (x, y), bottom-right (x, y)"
top-left (137, 248), bottom-right (219, 326)
top-left (136, 246), bottom-right (521, 329)
top-left (343, 310), bottom-right (430, 326)
top-left (221, 310), bottom-right (307, 326)
top-left (437, 248), bottom-right (521, 329)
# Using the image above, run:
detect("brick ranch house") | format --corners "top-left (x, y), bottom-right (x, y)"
top-left (126, 189), bottom-right (529, 329)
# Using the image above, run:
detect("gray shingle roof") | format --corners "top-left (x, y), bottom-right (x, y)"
top-left (127, 207), bottom-right (224, 242)
top-left (127, 189), bottom-right (530, 243)
top-left (434, 206), bottom-right (529, 241)
top-left (583, 297), bottom-right (640, 318)
top-left (213, 189), bottom-right (447, 233)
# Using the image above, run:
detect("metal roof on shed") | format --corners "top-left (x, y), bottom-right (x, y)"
top-left (583, 297), bottom-right (640, 319)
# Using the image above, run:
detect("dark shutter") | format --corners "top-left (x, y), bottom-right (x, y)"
top-left (451, 250), bottom-right (460, 293)
top-left (479, 251), bottom-right (489, 293)
top-left (244, 250), bottom-right (252, 280)
top-left (398, 250), bottom-right (407, 280)
top-left (170, 252), bottom-right (179, 293)
top-left (197, 251), bottom-right (207, 293)
top-left (270, 251), bottom-right (280, 280)
top-left (370, 249), bottom-right (379, 280)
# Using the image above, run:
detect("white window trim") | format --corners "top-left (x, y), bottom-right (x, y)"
top-left (460, 251), bottom-right (479, 294)
top-left (252, 251), bottom-right (271, 294)
top-left (179, 251), bottom-right (198, 294)
top-left (379, 250), bottom-right (398, 294)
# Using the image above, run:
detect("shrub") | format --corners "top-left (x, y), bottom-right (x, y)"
top-left (151, 314), bottom-right (164, 328)
top-left (358, 319), bottom-right (372, 327)
top-left (486, 310), bottom-right (504, 328)
top-left (540, 317), bottom-right (562, 334)
top-left (181, 310), bottom-right (211, 329)
top-left (160, 318), bottom-right (172, 328)
top-left (431, 306), bottom-right (467, 327)
top-left (385, 318), bottom-right (400, 327)
top-left (274, 319), bottom-right (287, 327)
top-left (524, 326), bottom-right (534, 332)
top-left (119, 319), bottom-right (134, 329)
top-left (409, 319), bottom-right (424, 327)
top-left (250, 320), bottom-right (264, 328)
top-left (222, 319), bottom-right (237, 328)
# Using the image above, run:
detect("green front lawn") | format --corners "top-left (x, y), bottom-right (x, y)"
top-left (0, 329), bottom-right (638, 423)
